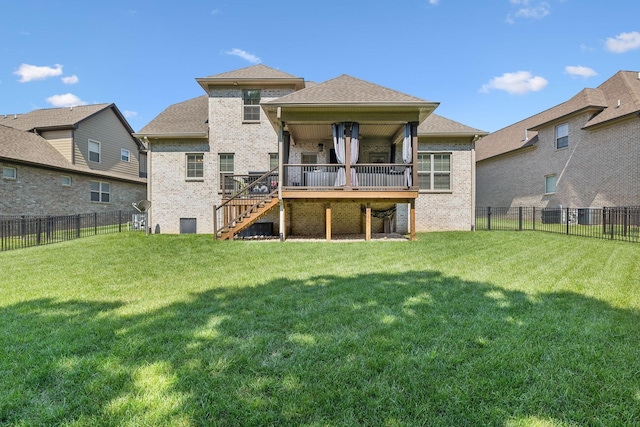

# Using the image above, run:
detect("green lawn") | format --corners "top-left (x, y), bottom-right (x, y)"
top-left (1, 232), bottom-right (639, 426)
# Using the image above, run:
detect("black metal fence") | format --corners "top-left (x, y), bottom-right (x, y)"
top-left (0, 210), bottom-right (146, 252)
top-left (476, 206), bottom-right (640, 243)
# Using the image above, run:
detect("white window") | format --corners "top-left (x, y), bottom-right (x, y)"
top-left (417, 152), bottom-right (451, 191)
top-left (242, 89), bottom-right (261, 121)
top-left (2, 166), bottom-right (16, 180)
top-left (556, 123), bottom-right (568, 149)
top-left (186, 153), bottom-right (204, 179)
top-left (88, 140), bottom-right (101, 163)
top-left (121, 149), bottom-right (130, 162)
top-left (219, 153), bottom-right (234, 190)
top-left (90, 181), bottom-right (110, 202)
top-left (269, 153), bottom-right (279, 171)
top-left (545, 175), bottom-right (557, 194)
top-left (61, 176), bottom-right (72, 186)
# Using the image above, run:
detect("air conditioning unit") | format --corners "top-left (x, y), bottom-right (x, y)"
top-left (577, 208), bottom-right (595, 225)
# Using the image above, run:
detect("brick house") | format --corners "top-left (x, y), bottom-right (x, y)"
top-left (476, 70), bottom-right (640, 210)
top-left (136, 64), bottom-right (486, 239)
top-left (0, 104), bottom-right (147, 215)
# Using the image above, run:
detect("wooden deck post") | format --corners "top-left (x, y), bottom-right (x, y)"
top-left (365, 205), bottom-right (371, 241)
top-left (326, 204), bottom-right (332, 241)
top-left (410, 200), bottom-right (416, 241)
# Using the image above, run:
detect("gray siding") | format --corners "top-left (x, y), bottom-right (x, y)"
top-left (73, 109), bottom-right (140, 177)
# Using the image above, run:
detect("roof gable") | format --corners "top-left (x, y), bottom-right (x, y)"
top-left (205, 64), bottom-right (299, 80)
top-left (418, 114), bottom-right (487, 136)
top-left (584, 71), bottom-right (640, 128)
top-left (267, 74), bottom-right (430, 105)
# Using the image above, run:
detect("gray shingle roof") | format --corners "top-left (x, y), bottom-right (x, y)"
top-left (0, 124), bottom-right (73, 169)
top-left (136, 95), bottom-right (208, 136)
top-left (419, 113), bottom-right (487, 136)
top-left (476, 70), bottom-right (640, 162)
top-left (265, 75), bottom-right (431, 105)
top-left (205, 64), bottom-right (299, 79)
top-left (0, 103), bottom-right (114, 131)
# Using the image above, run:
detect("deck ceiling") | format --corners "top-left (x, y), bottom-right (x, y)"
top-left (264, 104), bottom-right (433, 144)
top-left (286, 123), bottom-right (402, 143)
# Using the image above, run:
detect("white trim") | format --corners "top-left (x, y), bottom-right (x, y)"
top-left (88, 139), bottom-right (101, 163)
top-left (61, 175), bottom-right (72, 187)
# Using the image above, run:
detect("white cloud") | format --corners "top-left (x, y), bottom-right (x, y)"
top-left (605, 31), bottom-right (640, 53)
top-left (480, 71), bottom-right (548, 95)
top-left (428, 0), bottom-right (439, 4)
top-left (565, 66), bottom-right (597, 78)
top-left (46, 93), bottom-right (87, 108)
top-left (123, 110), bottom-right (138, 118)
top-left (61, 75), bottom-right (79, 85)
top-left (225, 48), bottom-right (261, 64)
top-left (507, 0), bottom-right (550, 24)
top-left (14, 63), bottom-right (63, 82)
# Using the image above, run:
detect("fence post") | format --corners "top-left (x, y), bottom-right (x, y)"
top-left (532, 207), bottom-right (536, 231)
top-left (94, 212), bottom-right (98, 235)
top-left (602, 208), bottom-right (607, 238)
top-left (518, 207), bottom-right (523, 231)
top-left (487, 207), bottom-right (491, 231)
top-left (76, 214), bottom-right (81, 238)
top-left (36, 218), bottom-right (42, 246)
top-left (623, 207), bottom-right (628, 238)
top-left (21, 215), bottom-right (26, 240)
top-left (118, 210), bottom-right (122, 233)
top-left (611, 209), bottom-right (616, 240)
top-left (566, 207), bottom-right (570, 235)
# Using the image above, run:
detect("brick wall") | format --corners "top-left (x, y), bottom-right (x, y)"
top-left (414, 138), bottom-right (475, 231)
top-left (477, 114), bottom-right (640, 208)
top-left (0, 161), bottom-right (146, 215)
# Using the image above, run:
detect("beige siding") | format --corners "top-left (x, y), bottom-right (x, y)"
top-left (73, 108), bottom-right (141, 177)
top-left (477, 114), bottom-right (640, 208)
top-left (40, 129), bottom-right (73, 162)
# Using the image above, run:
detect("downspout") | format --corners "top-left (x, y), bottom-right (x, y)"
top-left (471, 135), bottom-right (479, 231)
top-left (277, 110), bottom-right (285, 241)
top-left (145, 137), bottom-right (152, 233)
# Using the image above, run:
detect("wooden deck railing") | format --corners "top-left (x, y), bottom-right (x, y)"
top-left (214, 168), bottom-right (278, 239)
top-left (283, 163), bottom-right (409, 190)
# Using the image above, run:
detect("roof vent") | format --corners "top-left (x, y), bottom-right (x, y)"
top-left (617, 99), bottom-right (621, 108)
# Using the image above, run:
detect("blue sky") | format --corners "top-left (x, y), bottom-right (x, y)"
top-left (1, 0), bottom-right (639, 133)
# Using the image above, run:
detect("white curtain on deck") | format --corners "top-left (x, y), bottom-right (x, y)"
top-left (350, 123), bottom-right (359, 187)
top-left (402, 123), bottom-right (412, 187)
top-left (333, 123), bottom-right (345, 186)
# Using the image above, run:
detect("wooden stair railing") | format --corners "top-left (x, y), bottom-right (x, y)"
top-left (214, 168), bottom-right (279, 240)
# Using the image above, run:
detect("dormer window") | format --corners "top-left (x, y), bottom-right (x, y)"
top-left (555, 123), bottom-right (568, 149)
top-left (243, 89), bottom-right (261, 122)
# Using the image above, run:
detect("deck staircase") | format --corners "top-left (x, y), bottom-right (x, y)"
top-left (214, 168), bottom-right (279, 240)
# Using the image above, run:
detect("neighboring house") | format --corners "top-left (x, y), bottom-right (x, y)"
top-left (476, 70), bottom-right (640, 209)
top-left (0, 104), bottom-right (147, 215)
top-left (136, 64), bottom-right (486, 239)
